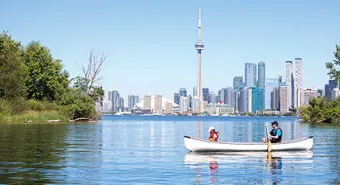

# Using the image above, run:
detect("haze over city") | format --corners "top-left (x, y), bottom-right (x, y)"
top-left (1, 0), bottom-right (339, 101)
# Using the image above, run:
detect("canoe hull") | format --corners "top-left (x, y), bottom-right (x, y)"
top-left (184, 136), bottom-right (313, 152)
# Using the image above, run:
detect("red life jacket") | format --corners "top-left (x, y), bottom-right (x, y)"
top-left (209, 131), bottom-right (219, 141)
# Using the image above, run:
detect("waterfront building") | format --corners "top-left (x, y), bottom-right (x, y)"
top-left (233, 76), bottom-right (243, 91)
top-left (294, 58), bottom-right (303, 108)
top-left (301, 88), bottom-right (318, 106)
top-left (265, 76), bottom-right (282, 109)
top-left (245, 63), bottom-right (257, 87)
top-left (285, 61), bottom-right (293, 108)
top-left (180, 96), bottom-right (189, 113)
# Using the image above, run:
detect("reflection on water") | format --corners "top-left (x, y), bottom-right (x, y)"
top-left (0, 116), bottom-right (338, 184)
top-left (185, 151), bottom-right (314, 185)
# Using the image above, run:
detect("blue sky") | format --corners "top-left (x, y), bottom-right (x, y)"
top-left (1, 0), bottom-right (339, 101)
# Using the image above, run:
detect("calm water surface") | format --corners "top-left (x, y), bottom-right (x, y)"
top-left (0, 116), bottom-right (339, 185)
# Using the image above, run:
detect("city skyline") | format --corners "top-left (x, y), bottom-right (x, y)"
top-left (2, 1), bottom-right (339, 101)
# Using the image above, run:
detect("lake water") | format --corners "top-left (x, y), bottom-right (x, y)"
top-left (0, 116), bottom-right (339, 184)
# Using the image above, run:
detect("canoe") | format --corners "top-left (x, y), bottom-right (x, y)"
top-left (183, 135), bottom-right (313, 152)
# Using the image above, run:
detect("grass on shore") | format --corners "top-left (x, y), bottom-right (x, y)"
top-left (0, 110), bottom-right (69, 123)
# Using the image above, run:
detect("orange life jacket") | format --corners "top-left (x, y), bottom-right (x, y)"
top-left (209, 131), bottom-right (219, 141)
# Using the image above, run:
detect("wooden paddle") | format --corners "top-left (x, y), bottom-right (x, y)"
top-left (265, 124), bottom-right (272, 152)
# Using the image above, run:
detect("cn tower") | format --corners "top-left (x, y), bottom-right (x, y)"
top-left (195, 7), bottom-right (204, 112)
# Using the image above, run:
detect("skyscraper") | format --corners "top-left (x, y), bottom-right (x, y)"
top-left (258, 62), bottom-right (266, 108)
top-left (245, 63), bottom-right (257, 87)
top-left (143, 95), bottom-right (152, 110)
top-left (195, 7), bottom-right (204, 112)
top-left (208, 92), bottom-right (217, 104)
top-left (153, 94), bottom-right (162, 114)
top-left (128, 95), bottom-right (139, 112)
top-left (265, 76), bottom-right (282, 110)
top-left (294, 58), bottom-right (303, 108)
top-left (258, 62), bottom-right (266, 88)
top-left (301, 88), bottom-right (318, 106)
top-left (180, 96), bottom-right (189, 113)
top-left (202, 88), bottom-right (209, 102)
top-left (271, 87), bottom-right (280, 110)
top-left (118, 97), bottom-right (124, 112)
top-left (285, 61), bottom-right (293, 108)
top-left (248, 87), bottom-right (264, 113)
top-left (220, 88), bottom-right (226, 103)
top-left (174, 93), bottom-right (180, 105)
top-left (226, 87), bottom-right (234, 106)
top-left (179, 88), bottom-right (187, 97)
top-left (233, 76), bottom-right (243, 91)
top-left (239, 87), bottom-right (248, 113)
top-left (279, 85), bottom-right (289, 113)
top-left (188, 95), bottom-right (192, 108)
top-left (109, 90), bottom-right (120, 112)
top-left (192, 96), bottom-right (200, 113)
top-left (325, 80), bottom-right (338, 101)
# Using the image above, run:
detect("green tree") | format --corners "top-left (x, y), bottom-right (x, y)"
top-left (0, 31), bottom-right (26, 99)
top-left (57, 88), bottom-right (96, 119)
top-left (24, 42), bottom-right (69, 101)
top-left (326, 45), bottom-right (340, 86)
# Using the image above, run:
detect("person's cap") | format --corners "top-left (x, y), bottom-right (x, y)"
top-left (208, 126), bottom-right (215, 132)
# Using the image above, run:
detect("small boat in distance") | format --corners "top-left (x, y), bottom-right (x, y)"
top-left (183, 135), bottom-right (313, 152)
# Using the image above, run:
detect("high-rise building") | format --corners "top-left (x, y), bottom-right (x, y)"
top-left (153, 94), bottom-right (162, 114)
top-left (258, 62), bottom-right (266, 108)
top-left (203, 88), bottom-right (209, 102)
top-left (220, 88), bottom-right (226, 104)
top-left (192, 96), bottom-right (200, 113)
top-left (217, 90), bottom-right (221, 102)
top-left (233, 76), bottom-right (243, 91)
top-left (285, 61), bottom-right (294, 108)
top-left (279, 85), bottom-right (289, 113)
top-left (247, 88), bottom-right (252, 113)
top-left (245, 63), bottom-right (257, 87)
top-left (174, 93), bottom-right (180, 105)
top-left (225, 87), bottom-right (234, 106)
top-left (108, 90), bottom-right (113, 102)
top-left (325, 80), bottom-right (338, 101)
top-left (208, 92), bottom-right (218, 104)
top-left (265, 76), bottom-right (282, 110)
top-left (271, 86), bottom-right (280, 110)
top-left (128, 95), bottom-right (139, 112)
top-left (239, 87), bottom-right (248, 113)
top-left (179, 88), bottom-right (187, 97)
top-left (180, 96), bottom-right (189, 113)
top-left (235, 91), bottom-right (241, 113)
top-left (108, 90), bottom-right (120, 112)
top-left (118, 97), bottom-right (124, 112)
top-left (301, 88), bottom-right (318, 106)
top-left (143, 95), bottom-right (152, 110)
top-left (317, 89), bottom-right (323, 98)
top-left (164, 102), bottom-right (173, 114)
top-left (188, 95), bottom-right (192, 108)
top-left (195, 7), bottom-right (204, 112)
top-left (258, 62), bottom-right (266, 88)
top-left (248, 87), bottom-right (264, 113)
top-left (294, 58), bottom-right (303, 108)
top-left (331, 88), bottom-right (340, 99)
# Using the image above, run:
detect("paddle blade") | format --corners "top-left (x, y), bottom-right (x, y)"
top-left (268, 140), bottom-right (272, 152)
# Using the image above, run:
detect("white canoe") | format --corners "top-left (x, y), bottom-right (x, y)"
top-left (183, 135), bottom-right (313, 152)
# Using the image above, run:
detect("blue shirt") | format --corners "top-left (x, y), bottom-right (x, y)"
top-left (275, 129), bottom-right (282, 136)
